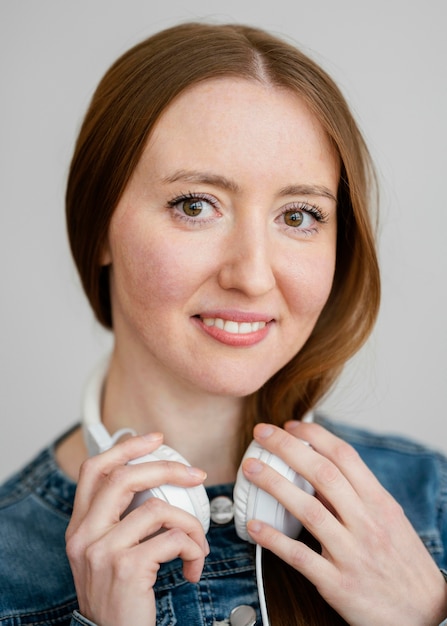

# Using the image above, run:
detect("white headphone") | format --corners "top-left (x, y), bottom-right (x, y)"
top-left (82, 358), bottom-right (314, 624)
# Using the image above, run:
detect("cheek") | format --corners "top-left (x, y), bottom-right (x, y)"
top-left (109, 221), bottom-right (211, 313)
top-left (283, 252), bottom-right (336, 318)
top-left (114, 242), bottom-right (182, 308)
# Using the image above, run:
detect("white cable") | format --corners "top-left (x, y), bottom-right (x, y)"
top-left (256, 543), bottom-right (270, 626)
top-left (110, 428), bottom-right (137, 445)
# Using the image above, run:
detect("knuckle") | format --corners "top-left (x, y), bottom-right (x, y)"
top-left (78, 456), bottom-right (99, 481)
top-left (106, 464), bottom-right (129, 486)
top-left (84, 541), bottom-right (106, 567)
top-left (141, 495), bottom-right (165, 514)
top-left (314, 459), bottom-right (340, 488)
top-left (65, 533), bottom-right (85, 561)
top-left (360, 504), bottom-right (399, 551)
top-left (381, 494), bottom-right (405, 524)
top-left (365, 520), bottom-right (391, 552)
top-left (367, 484), bottom-right (405, 522)
top-left (65, 522), bottom-right (75, 544)
top-left (302, 499), bottom-right (327, 528)
top-left (85, 540), bottom-right (110, 570)
top-left (288, 542), bottom-right (311, 569)
top-left (186, 515), bottom-right (205, 537)
top-left (164, 459), bottom-right (183, 474)
top-left (110, 550), bottom-right (139, 582)
top-left (332, 440), bottom-right (359, 466)
top-left (164, 527), bottom-right (187, 547)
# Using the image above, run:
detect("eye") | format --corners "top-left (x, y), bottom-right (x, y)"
top-left (167, 193), bottom-right (219, 223)
top-left (279, 203), bottom-right (329, 233)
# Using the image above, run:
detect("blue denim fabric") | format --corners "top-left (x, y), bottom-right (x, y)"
top-left (1, 417), bottom-right (447, 625)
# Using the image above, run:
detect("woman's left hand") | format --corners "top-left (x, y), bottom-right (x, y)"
top-left (243, 422), bottom-right (447, 626)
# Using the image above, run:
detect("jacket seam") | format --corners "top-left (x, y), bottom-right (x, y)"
top-left (0, 599), bottom-right (78, 623)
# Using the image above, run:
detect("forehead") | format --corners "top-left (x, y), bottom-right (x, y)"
top-left (152, 77), bottom-right (328, 145)
top-left (141, 77), bottom-right (339, 187)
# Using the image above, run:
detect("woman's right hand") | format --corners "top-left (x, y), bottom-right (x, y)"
top-left (65, 432), bottom-right (209, 626)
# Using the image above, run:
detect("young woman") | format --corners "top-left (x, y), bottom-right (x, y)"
top-left (1, 22), bottom-right (446, 626)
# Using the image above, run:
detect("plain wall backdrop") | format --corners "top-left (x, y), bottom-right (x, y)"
top-left (1, 0), bottom-right (446, 482)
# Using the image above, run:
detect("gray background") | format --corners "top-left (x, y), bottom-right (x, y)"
top-left (1, 0), bottom-right (446, 482)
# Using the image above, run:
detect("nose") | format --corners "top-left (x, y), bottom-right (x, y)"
top-left (217, 223), bottom-right (276, 297)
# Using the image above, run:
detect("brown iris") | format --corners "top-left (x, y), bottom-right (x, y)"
top-left (182, 199), bottom-right (203, 216)
top-left (283, 210), bottom-right (304, 227)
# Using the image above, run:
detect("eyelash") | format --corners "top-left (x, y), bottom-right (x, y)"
top-left (167, 192), bottom-right (330, 233)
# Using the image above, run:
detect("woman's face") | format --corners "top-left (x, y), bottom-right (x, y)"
top-left (103, 78), bottom-right (339, 397)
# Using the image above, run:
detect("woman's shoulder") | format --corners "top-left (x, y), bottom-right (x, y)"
top-left (0, 428), bottom-right (77, 515)
top-left (316, 414), bottom-right (447, 458)
top-left (316, 414), bottom-right (447, 569)
top-left (0, 431), bottom-right (77, 623)
top-left (315, 414), bottom-right (447, 496)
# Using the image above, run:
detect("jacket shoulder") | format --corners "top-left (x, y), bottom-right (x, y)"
top-left (0, 445), bottom-right (77, 622)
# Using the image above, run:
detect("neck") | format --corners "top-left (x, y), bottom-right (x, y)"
top-left (101, 350), bottom-right (245, 485)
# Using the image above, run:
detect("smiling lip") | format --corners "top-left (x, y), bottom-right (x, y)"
top-left (193, 312), bottom-right (273, 347)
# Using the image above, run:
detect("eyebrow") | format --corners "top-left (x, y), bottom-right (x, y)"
top-left (162, 169), bottom-right (337, 203)
top-left (278, 184), bottom-right (337, 203)
top-left (161, 170), bottom-right (240, 193)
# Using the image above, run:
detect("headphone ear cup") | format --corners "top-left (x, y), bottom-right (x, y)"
top-left (233, 441), bottom-right (264, 542)
top-left (126, 444), bottom-right (211, 533)
top-left (233, 440), bottom-right (313, 543)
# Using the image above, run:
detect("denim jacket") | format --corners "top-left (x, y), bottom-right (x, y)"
top-left (1, 416), bottom-right (446, 626)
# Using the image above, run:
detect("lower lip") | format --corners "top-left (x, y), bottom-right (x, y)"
top-left (193, 317), bottom-right (271, 347)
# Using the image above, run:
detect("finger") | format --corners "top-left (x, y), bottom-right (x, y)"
top-left (242, 457), bottom-right (351, 559)
top-left (246, 519), bottom-right (335, 589)
top-left (71, 432), bottom-right (165, 522)
top-left (67, 499), bottom-right (209, 588)
top-left (99, 527), bottom-right (206, 589)
top-left (72, 459), bottom-right (207, 539)
top-left (138, 527), bottom-right (206, 583)
top-left (252, 424), bottom-right (364, 527)
top-left (284, 421), bottom-right (391, 505)
top-left (97, 497), bottom-right (209, 554)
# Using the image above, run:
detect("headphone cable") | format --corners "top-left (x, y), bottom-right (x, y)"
top-left (256, 543), bottom-right (270, 625)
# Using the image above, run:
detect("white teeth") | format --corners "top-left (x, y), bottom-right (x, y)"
top-left (201, 317), bottom-right (266, 334)
top-left (224, 320), bottom-right (239, 333)
top-left (239, 322), bottom-right (252, 333)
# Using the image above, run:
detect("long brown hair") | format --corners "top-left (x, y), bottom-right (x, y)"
top-left (66, 22), bottom-right (379, 624)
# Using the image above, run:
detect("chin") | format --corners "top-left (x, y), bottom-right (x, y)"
top-left (191, 366), bottom-right (277, 398)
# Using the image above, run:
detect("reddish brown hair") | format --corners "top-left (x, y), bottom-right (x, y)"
top-left (66, 22), bottom-right (379, 624)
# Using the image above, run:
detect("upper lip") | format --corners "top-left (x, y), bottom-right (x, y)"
top-left (194, 310), bottom-right (275, 323)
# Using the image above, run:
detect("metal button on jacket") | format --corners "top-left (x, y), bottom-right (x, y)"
top-left (229, 604), bottom-right (257, 626)
top-left (210, 495), bottom-right (234, 524)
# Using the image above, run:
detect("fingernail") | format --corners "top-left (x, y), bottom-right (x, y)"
top-left (244, 458), bottom-right (263, 474)
top-left (187, 466), bottom-right (207, 480)
top-left (142, 432), bottom-right (163, 441)
top-left (256, 424), bottom-right (275, 439)
top-left (284, 420), bottom-right (300, 431)
top-left (247, 519), bottom-right (263, 533)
